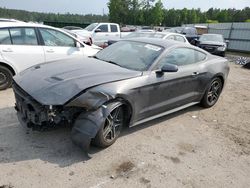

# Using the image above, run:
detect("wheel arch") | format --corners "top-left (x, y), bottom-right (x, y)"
top-left (0, 62), bottom-right (16, 76)
top-left (213, 73), bottom-right (225, 89)
top-left (104, 97), bottom-right (133, 128)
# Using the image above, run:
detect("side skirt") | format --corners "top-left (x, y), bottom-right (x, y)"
top-left (130, 102), bottom-right (199, 127)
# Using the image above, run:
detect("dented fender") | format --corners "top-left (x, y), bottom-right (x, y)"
top-left (71, 101), bottom-right (122, 151)
top-left (66, 90), bottom-right (116, 110)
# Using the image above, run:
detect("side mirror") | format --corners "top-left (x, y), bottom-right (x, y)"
top-left (76, 42), bottom-right (81, 48)
top-left (156, 63), bottom-right (178, 74)
top-left (95, 29), bottom-right (101, 33)
top-left (225, 40), bottom-right (229, 44)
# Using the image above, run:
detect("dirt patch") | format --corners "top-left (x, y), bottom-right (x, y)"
top-left (140, 177), bottom-right (151, 184)
top-left (164, 156), bottom-right (181, 164)
top-left (178, 142), bottom-right (196, 153)
top-left (115, 161), bottom-right (135, 175)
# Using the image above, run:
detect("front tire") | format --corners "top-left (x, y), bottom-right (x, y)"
top-left (200, 77), bottom-right (223, 108)
top-left (93, 104), bottom-right (125, 148)
top-left (0, 65), bottom-right (13, 90)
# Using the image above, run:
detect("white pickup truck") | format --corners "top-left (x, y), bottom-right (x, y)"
top-left (73, 23), bottom-right (130, 47)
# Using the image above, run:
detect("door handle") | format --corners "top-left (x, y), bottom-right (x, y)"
top-left (2, 48), bottom-right (13, 52)
top-left (105, 34), bottom-right (109, 36)
top-left (192, 72), bottom-right (200, 76)
top-left (46, 49), bottom-right (54, 53)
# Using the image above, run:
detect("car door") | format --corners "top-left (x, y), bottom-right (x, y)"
top-left (145, 47), bottom-right (205, 118)
top-left (92, 24), bottom-right (110, 46)
top-left (109, 24), bottom-right (120, 40)
top-left (0, 27), bottom-right (45, 73)
top-left (38, 28), bottom-right (83, 62)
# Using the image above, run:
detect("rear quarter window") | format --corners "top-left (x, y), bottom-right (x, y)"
top-left (195, 50), bottom-right (207, 62)
top-left (0, 29), bottom-right (11, 44)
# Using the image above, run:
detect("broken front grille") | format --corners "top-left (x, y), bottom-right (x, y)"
top-left (13, 82), bottom-right (48, 125)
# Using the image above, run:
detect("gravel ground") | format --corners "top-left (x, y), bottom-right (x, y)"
top-left (0, 63), bottom-right (250, 188)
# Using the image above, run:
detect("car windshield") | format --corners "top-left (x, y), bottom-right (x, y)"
top-left (123, 32), bottom-right (165, 39)
top-left (85, 23), bottom-right (98, 31)
top-left (166, 27), bottom-right (183, 33)
top-left (95, 41), bottom-right (164, 71)
top-left (199, 34), bottom-right (224, 42)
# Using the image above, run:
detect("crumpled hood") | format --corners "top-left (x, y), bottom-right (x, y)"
top-left (14, 57), bottom-right (142, 105)
top-left (199, 41), bottom-right (226, 46)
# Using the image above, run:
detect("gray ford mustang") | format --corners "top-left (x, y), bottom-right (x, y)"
top-left (13, 38), bottom-right (230, 151)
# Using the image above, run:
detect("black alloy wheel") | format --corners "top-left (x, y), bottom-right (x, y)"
top-left (94, 104), bottom-right (124, 147)
top-left (201, 78), bottom-right (223, 108)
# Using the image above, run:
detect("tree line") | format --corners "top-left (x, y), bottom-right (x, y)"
top-left (108, 0), bottom-right (250, 26)
top-left (0, 7), bottom-right (109, 24)
top-left (0, 3), bottom-right (250, 27)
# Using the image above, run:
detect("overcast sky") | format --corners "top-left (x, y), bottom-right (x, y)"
top-left (0, 0), bottom-right (249, 15)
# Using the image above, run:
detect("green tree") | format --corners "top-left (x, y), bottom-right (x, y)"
top-left (151, 0), bottom-right (164, 25)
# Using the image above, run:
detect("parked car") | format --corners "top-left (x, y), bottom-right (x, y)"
top-left (196, 34), bottom-right (228, 57)
top-left (165, 26), bottom-right (198, 43)
top-left (62, 26), bottom-right (83, 30)
top-left (121, 26), bottom-right (136, 32)
top-left (107, 31), bottom-right (189, 46)
top-left (81, 23), bottom-right (130, 47)
top-left (13, 38), bottom-right (229, 151)
top-left (0, 22), bottom-right (101, 90)
top-left (62, 28), bottom-right (93, 46)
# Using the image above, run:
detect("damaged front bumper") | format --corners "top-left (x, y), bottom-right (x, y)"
top-left (13, 82), bottom-right (83, 130)
top-left (12, 82), bottom-right (121, 152)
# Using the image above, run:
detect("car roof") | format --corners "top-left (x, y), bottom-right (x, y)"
top-left (131, 31), bottom-right (186, 37)
top-left (0, 18), bottom-right (23, 22)
top-left (0, 22), bottom-right (55, 29)
top-left (123, 37), bottom-right (209, 55)
top-left (123, 37), bottom-right (189, 48)
top-left (201, 33), bottom-right (223, 36)
top-left (161, 31), bottom-right (186, 37)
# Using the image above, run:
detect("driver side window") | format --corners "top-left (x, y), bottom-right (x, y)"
top-left (157, 48), bottom-right (196, 68)
top-left (96, 24), bottom-right (108, 32)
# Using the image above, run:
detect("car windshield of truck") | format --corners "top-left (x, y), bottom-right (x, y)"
top-left (95, 41), bottom-right (164, 71)
top-left (199, 34), bottom-right (224, 42)
top-left (85, 23), bottom-right (98, 31)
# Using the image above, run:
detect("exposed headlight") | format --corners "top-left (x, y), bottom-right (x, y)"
top-left (217, 46), bottom-right (226, 51)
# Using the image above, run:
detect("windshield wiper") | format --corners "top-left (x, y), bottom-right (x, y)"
top-left (92, 56), bottom-right (122, 67)
top-left (104, 60), bottom-right (122, 67)
top-left (92, 55), bottom-right (100, 60)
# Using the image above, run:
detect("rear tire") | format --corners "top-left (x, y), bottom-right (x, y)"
top-left (0, 65), bottom-right (13, 90)
top-left (200, 77), bottom-right (223, 108)
top-left (93, 104), bottom-right (125, 148)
